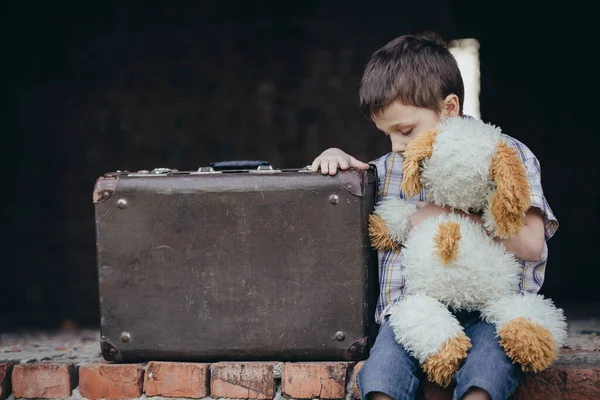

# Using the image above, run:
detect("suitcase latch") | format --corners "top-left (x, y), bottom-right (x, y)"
top-left (196, 166), bottom-right (219, 174)
top-left (195, 165), bottom-right (280, 174)
top-left (151, 168), bottom-right (175, 174)
top-left (125, 168), bottom-right (178, 177)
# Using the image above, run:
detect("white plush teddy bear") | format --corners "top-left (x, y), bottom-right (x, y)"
top-left (368, 116), bottom-right (567, 387)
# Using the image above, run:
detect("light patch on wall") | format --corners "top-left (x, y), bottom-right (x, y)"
top-left (449, 38), bottom-right (480, 120)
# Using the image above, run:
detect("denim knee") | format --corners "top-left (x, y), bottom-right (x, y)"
top-left (453, 319), bottom-right (525, 400)
top-left (356, 319), bottom-right (422, 400)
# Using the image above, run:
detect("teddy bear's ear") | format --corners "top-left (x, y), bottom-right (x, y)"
top-left (486, 141), bottom-right (531, 238)
top-left (401, 129), bottom-right (438, 197)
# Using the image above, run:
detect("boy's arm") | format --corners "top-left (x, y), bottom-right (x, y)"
top-left (410, 203), bottom-right (545, 262)
top-left (493, 208), bottom-right (545, 261)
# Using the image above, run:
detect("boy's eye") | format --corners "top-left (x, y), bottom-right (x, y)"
top-left (400, 128), bottom-right (413, 136)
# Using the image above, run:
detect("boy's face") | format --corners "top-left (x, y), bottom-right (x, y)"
top-left (372, 100), bottom-right (443, 156)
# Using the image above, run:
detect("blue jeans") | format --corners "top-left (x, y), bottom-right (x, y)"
top-left (356, 310), bottom-right (524, 400)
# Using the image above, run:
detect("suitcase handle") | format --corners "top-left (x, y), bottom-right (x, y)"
top-left (208, 160), bottom-right (272, 171)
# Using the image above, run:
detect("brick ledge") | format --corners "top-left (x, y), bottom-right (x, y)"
top-left (1, 329), bottom-right (598, 400)
top-left (1, 358), bottom-right (599, 400)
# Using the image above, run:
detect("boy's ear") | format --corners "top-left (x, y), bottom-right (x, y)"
top-left (401, 129), bottom-right (438, 197)
top-left (442, 94), bottom-right (460, 118)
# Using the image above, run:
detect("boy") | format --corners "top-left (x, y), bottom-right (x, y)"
top-left (311, 33), bottom-right (558, 400)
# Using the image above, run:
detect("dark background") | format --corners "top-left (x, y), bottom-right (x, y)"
top-left (2, 1), bottom-right (596, 330)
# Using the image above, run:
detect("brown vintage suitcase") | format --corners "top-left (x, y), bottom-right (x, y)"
top-left (93, 161), bottom-right (379, 362)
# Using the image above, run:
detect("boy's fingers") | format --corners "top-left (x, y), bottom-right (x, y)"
top-left (338, 158), bottom-right (350, 170)
top-left (313, 155), bottom-right (366, 174)
top-left (311, 158), bottom-right (321, 172)
top-left (349, 157), bottom-right (370, 170)
top-left (328, 160), bottom-right (338, 175)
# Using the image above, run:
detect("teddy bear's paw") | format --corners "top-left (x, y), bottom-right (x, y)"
top-left (498, 317), bottom-right (558, 372)
top-left (368, 214), bottom-right (399, 250)
top-left (422, 333), bottom-right (472, 387)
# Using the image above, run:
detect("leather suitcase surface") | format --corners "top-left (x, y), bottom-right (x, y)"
top-left (93, 162), bottom-right (378, 362)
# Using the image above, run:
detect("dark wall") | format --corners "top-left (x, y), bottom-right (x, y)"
top-left (2, 1), bottom-right (595, 329)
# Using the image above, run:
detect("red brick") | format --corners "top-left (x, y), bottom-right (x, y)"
top-left (0, 364), bottom-right (14, 400)
top-left (351, 361), bottom-right (364, 399)
top-left (563, 368), bottom-right (600, 400)
top-left (12, 364), bottom-right (75, 398)
top-left (211, 362), bottom-right (276, 399)
top-left (283, 362), bottom-right (349, 399)
top-left (511, 369), bottom-right (564, 400)
top-left (144, 362), bottom-right (209, 398)
top-left (79, 363), bottom-right (143, 399)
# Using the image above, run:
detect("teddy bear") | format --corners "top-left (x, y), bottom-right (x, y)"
top-left (368, 116), bottom-right (567, 387)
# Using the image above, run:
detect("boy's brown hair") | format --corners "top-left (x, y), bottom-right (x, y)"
top-left (359, 32), bottom-right (464, 119)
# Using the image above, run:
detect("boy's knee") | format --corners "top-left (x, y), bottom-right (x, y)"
top-left (453, 348), bottom-right (524, 400)
top-left (356, 320), bottom-right (424, 399)
top-left (357, 354), bottom-right (421, 400)
top-left (453, 321), bottom-right (525, 399)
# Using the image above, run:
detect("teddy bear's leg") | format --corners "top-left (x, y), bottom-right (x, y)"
top-left (388, 293), bottom-right (471, 387)
top-left (481, 293), bottom-right (567, 372)
top-left (369, 197), bottom-right (417, 250)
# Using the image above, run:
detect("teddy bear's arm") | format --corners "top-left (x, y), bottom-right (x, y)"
top-left (368, 197), bottom-right (417, 250)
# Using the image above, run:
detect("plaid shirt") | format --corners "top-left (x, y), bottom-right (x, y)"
top-left (369, 134), bottom-right (559, 325)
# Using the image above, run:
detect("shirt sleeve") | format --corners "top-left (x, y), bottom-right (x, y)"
top-left (524, 156), bottom-right (559, 240)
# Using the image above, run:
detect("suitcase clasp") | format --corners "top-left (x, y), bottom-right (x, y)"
top-left (151, 168), bottom-right (176, 174)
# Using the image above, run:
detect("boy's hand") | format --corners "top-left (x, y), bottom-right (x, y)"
top-left (310, 148), bottom-right (370, 175)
